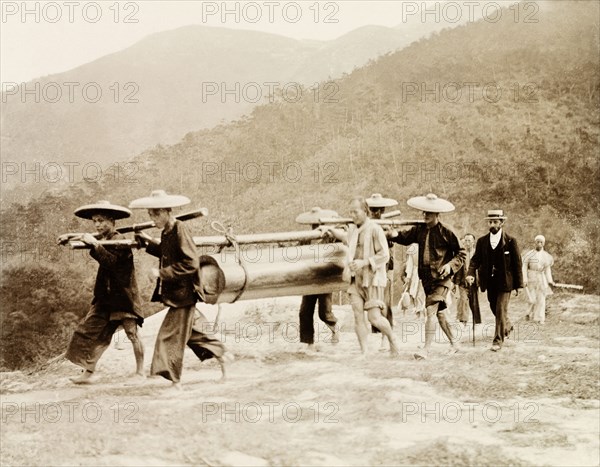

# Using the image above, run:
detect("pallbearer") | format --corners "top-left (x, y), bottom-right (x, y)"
top-left (295, 207), bottom-right (340, 350)
top-left (366, 193), bottom-right (398, 350)
top-left (390, 194), bottom-right (465, 360)
top-left (131, 190), bottom-right (231, 390)
top-left (65, 201), bottom-right (145, 384)
top-left (323, 197), bottom-right (400, 356)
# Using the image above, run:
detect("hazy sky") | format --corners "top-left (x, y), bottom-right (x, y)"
top-left (1, 0), bottom-right (525, 84)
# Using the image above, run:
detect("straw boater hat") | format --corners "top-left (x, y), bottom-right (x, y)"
top-left (366, 193), bottom-right (398, 208)
top-left (295, 207), bottom-right (339, 225)
top-left (407, 193), bottom-right (455, 213)
top-left (74, 200), bottom-right (131, 220)
top-left (129, 190), bottom-right (191, 209)
top-left (484, 209), bottom-right (507, 220)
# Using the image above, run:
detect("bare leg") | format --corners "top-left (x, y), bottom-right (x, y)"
top-left (218, 360), bottom-right (227, 381)
top-left (217, 351), bottom-right (235, 381)
top-left (351, 296), bottom-right (369, 354)
top-left (437, 310), bottom-right (457, 345)
top-left (328, 324), bottom-right (340, 344)
top-left (367, 308), bottom-right (399, 356)
top-left (114, 326), bottom-right (126, 350)
top-left (437, 309), bottom-right (460, 354)
top-left (380, 334), bottom-right (388, 351)
top-left (414, 303), bottom-right (439, 359)
top-left (123, 319), bottom-right (145, 377)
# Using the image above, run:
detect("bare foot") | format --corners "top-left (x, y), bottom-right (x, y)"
top-left (331, 329), bottom-right (340, 344)
top-left (70, 370), bottom-right (96, 385)
top-left (132, 372), bottom-right (147, 381)
top-left (219, 351), bottom-right (235, 364)
top-left (217, 351), bottom-right (235, 381)
top-left (166, 382), bottom-right (183, 392)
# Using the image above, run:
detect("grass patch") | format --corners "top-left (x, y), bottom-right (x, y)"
top-left (372, 439), bottom-right (532, 466)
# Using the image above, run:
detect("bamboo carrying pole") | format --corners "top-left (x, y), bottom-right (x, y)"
top-left (57, 208), bottom-right (208, 245)
top-left (381, 210), bottom-right (402, 219)
top-left (60, 220), bottom-right (430, 303)
top-left (318, 218), bottom-right (423, 226)
top-left (66, 223), bottom-right (425, 250)
top-left (553, 283), bottom-right (584, 290)
top-left (66, 230), bottom-right (327, 249)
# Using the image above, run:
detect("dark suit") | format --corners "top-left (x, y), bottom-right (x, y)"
top-left (468, 231), bottom-right (523, 346)
top-left (452, 249), bottom-right (481, 324)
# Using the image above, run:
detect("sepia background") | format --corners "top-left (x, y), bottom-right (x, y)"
top-left (1, 1), bottom-right (599, 465)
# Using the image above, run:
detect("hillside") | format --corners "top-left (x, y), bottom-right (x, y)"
top-left (0, 1), bottom-right (599, 371)
top-left (0, 24), bottom-right (418, 201)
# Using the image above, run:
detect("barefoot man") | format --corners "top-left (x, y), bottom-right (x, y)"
top-left (323, 197), bottom-right (400, 356)
top-left (66, 201), bottom-right (145, 384)
top-left (131, 190), bottom-right (231, 390)
top-left (390, 194), bottom-right (465, 360)
top-left (366, 193), bottom-right (398, 351)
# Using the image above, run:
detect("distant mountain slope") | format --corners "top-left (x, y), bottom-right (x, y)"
top-left (1, 24), bottom-right (417, 197)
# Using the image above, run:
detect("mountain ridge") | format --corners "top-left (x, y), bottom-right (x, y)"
top-left (1, 23), bottom-right (420, 202)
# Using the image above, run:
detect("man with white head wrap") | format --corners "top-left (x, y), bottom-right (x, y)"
top-left (522, 235), bottom-right (555, 323)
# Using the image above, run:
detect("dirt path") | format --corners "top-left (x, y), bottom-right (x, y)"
top-left (1, 294), bottom-right (598, 466)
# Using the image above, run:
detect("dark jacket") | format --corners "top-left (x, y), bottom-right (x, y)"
top-left (453, 249), bottom-right (477, 288)
top-left (146, 220), bottom-right (200, 307)
top-left (391, 222), bottom-right (465, 286)
top-left (90, 231), bottom-right (143, 321)
top-left (468, 231), bottom-right (524, 293)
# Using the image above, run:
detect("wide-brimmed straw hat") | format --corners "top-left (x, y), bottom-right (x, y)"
top-left (129, 190), bottom-right (191, 209)
top-left (484, 209), bottom-right (507, 220)
top-left (74, 200), bottom-right (131, 220)
top-left (407, 193), bottom-right (455, 213)
top-left (295, 207), bottom-right (339, 224)
top-left (366, 193), bottom-right (398, 208)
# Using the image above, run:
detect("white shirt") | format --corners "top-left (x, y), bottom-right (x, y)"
top-left (490, 229), bottom-right (503, 249)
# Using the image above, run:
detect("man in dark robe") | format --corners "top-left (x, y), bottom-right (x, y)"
top-left (66, 200), bottom-right (144, 384)
top-left (132, 190), bottom-right (231, 390)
